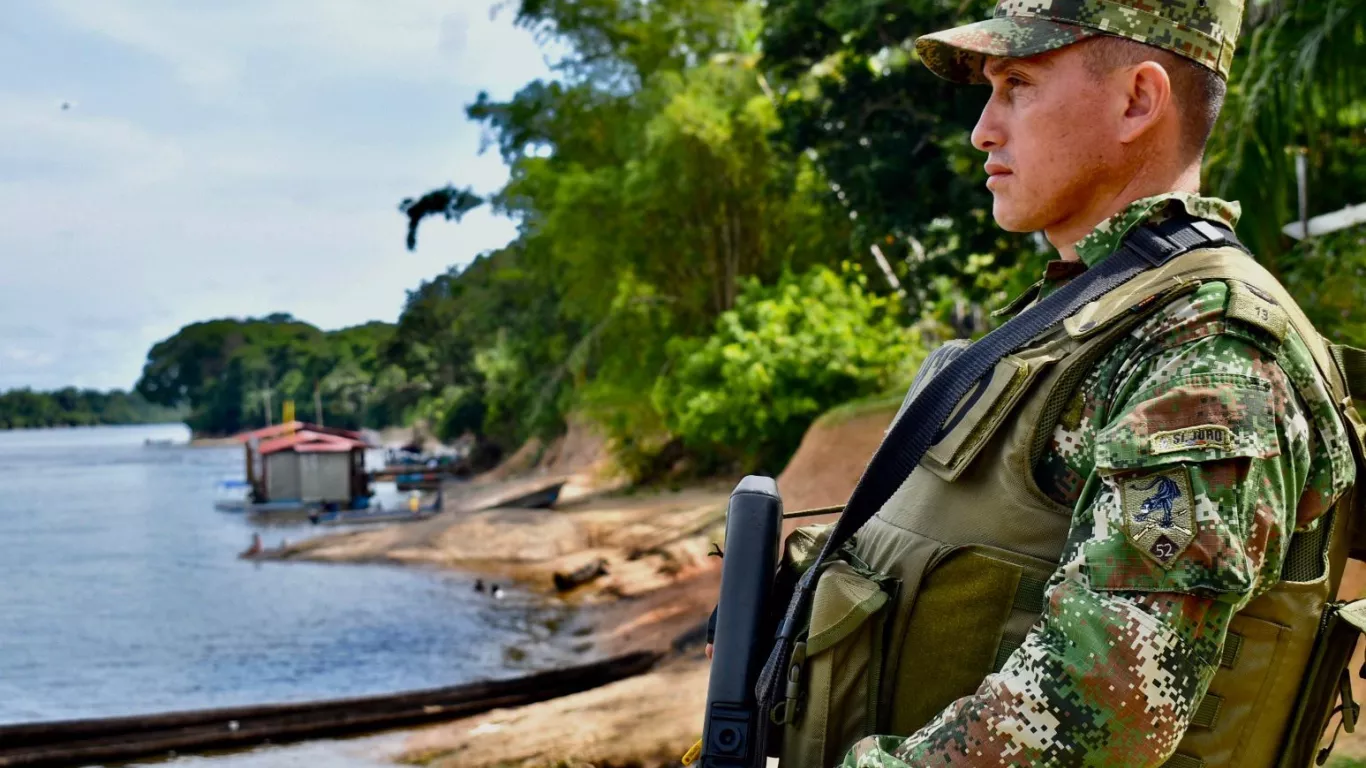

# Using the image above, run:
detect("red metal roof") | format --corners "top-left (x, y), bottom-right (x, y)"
top-left (235, 421), bottom-right (365, 444)
top-left (258, 430), bottom-right (366, 456)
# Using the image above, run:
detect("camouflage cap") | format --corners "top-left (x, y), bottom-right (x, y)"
top-left (915, 0), bottom-right (1244, 84)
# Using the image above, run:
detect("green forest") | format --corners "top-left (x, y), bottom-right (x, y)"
top-left (0, 388), bottom-right (183, 430)
top-left (133, 0), bottom-right (1365, 476)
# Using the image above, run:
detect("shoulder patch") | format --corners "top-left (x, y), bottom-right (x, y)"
top-left (1227, 281), bottom-right (1289, 342)
top-left (1149, 425), bottom-right (1234, 455)
top-left (1120, 467), bottom-right (1195, 569)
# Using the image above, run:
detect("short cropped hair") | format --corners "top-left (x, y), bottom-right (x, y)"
top-left (1082, 36), bottom-right (1226, 161)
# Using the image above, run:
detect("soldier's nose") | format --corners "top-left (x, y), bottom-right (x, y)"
top-left (971, 99), bottom-right (1005, 152)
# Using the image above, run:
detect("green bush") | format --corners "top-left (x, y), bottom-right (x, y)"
top-left (1283, 226), bottom-right (1366, 348)
top-left (653, 264), bottom-right (927, 473)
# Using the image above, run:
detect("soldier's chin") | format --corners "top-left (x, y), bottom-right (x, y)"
top-left (991, 198), bottom-right (1039, 233)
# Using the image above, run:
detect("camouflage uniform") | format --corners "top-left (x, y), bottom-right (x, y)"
top-left (818, 0), bottom-right (1362, 760)
top-left (841, 193), bottom-right (1355, 767)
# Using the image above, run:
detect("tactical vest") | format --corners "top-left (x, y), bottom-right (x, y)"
top-left (775, 246), bottom-right (1366, 768)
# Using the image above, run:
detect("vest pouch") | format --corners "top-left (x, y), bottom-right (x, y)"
top-left (920, 349), bottom-right (1063, 482)
top-left (780, 557), bottom-right (895, 768)
top-left (784, 521), bottom-right (836, 577)
top-left (1276, 599), bottom-right (1366, 767)
top-left (881, 543), bottom-right (1056, 735)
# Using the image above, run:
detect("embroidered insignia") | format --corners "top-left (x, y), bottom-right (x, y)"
top-left (1227, 281), bottom-right (1289, 342)
top-left (1120, 467), bottom-right (1196, 568)
top-left (1148, 425), bottom-right (1234, 455)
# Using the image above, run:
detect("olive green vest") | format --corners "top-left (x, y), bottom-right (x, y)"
top-left (778, 246), bottom-right (1366, 768)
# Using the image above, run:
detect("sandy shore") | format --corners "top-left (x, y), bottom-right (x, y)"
top-left (270, 480), bottom-right (729, 597)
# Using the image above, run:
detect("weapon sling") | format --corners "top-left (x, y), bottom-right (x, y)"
top-left (753, 214), bottom-right (1248, 738)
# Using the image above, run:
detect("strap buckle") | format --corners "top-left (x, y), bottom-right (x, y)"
top-left (1123, 214), bottom-right (1238, 267)
top-left (1189, 219), bottom-right (1228, 244)
top-left (1124, 228), bottom-right (1180, 267)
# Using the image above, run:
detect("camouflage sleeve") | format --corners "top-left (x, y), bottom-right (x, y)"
top-left (840, 326), bottom-right (1339, 768)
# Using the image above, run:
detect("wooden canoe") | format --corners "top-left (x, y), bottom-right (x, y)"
top-left (0, 651), bottom-right (660, 767)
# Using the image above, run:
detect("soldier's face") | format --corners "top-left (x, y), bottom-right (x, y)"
top-left (972, 45), bottom-right (1126, 239)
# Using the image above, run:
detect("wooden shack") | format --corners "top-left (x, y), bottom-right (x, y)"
top-left (235, 422), bottom-right (369, 507)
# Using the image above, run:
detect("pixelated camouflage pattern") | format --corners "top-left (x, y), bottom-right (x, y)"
top-left (916, 0), bottom-right (1244, 83)
top-left (841, 193), bottom-right (1355, 767)
top-left (1072, 193), bottom-right (1242, 268)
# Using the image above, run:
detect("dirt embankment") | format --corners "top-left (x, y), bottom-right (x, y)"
top-left (776, 396), bottom-right (899, 511)
top-left (773, 395), bottom-right (901, 545)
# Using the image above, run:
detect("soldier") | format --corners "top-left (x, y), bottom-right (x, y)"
top-left (817, 0), bottom-right (1363, 765)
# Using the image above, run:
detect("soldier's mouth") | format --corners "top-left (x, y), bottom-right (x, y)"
top-left (984, 161), bottom-right (1012, 189)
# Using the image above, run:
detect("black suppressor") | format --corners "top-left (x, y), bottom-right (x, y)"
top-left (701, 475), bottom-right (783, 768)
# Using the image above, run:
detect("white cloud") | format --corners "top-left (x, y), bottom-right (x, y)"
top-left (47, 0), bottom-right (553, 99)
top-left (0, 94), bottom-right (186, 186)
top-left (1, 345), bottom-right (58, 369)
top-left (0, 1), bottom-right (553, 390)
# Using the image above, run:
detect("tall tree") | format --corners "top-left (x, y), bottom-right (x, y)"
top-left (760, 0), bottom-right (1047, 317)
top-left (396, 0), bottom-right (856, 458)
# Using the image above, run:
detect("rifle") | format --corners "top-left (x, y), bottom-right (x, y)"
top-left (700, 476), bottom-right (784, 768)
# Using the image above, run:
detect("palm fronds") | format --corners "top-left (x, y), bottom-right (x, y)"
top-left (1208, 0), bottom-right (1366, 260)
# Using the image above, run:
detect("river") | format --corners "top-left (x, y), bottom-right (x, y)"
top-left (0, 423), bottom-right (572, 729)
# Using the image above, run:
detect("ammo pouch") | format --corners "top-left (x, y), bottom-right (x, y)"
top-left (769, 522), bottom-right (894, 768)
top-left (770, 522), bottom-right (1056, 768)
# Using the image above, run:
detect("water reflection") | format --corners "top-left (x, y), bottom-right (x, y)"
top-left (0, 425), bottom-right (572, 724)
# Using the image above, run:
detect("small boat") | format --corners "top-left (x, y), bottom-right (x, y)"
top-left (310, 487), bottom-right (443, 526)
top-left (371, 467), bottom-right (464, 483)
top-left (243, 500), bottom-right (327, 520)
top-left (0, 652), bottom-right (660, 768)
top-left (213, 480), bottom-right (252, 512)
top-left (310, 507), bottom-right (437, 526)
top-left (495, 480), bottom-right (565, 510)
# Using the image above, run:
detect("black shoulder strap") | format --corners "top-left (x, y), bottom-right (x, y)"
top-left (754, 213), bottom-right (1247, 716)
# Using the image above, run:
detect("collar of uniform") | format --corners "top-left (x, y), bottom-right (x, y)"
top-left (992, 280), bottom-right (1043, 318)
top-left (993, 260), bottom-right (1092, 318)
top-left (1073, 192), bottom-right (1242, 268)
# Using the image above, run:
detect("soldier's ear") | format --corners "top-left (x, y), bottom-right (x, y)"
top-left (1117, 60), bottom-right (1173, 145)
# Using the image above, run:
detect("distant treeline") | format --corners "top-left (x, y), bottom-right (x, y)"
top-left (135, 315), bottom-right (402, 438)
top-left (0, 388), bottom-right (186, 430)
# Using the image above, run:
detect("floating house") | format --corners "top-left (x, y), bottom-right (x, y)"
top-left (233, 422), bottom-right (371, 512)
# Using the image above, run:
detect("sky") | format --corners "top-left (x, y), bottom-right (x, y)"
top-left (0, 1), bottom-right (554, 391)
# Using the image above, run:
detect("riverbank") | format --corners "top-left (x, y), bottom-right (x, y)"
top-left (264, 475), bottom-right (729, 767)
top-left (273, 481), bottom-right (727, 590)
top-left (243, 402), bottom-right (901, 767)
